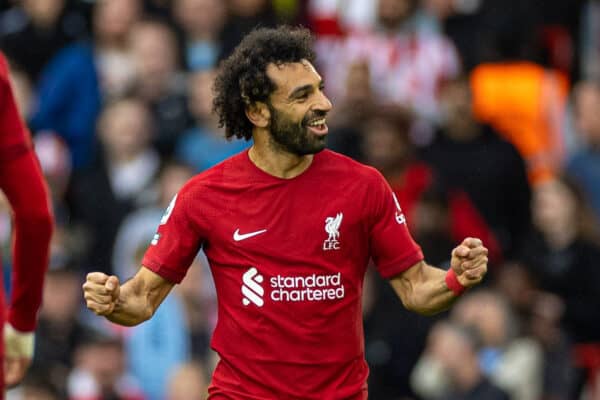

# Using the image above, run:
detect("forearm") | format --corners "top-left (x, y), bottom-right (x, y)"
top-left (105, 278), bottom-right (155, 327)
top-left (391, 263), bottom-right (458, 316)
top-left (1, 151), bottom-right (53, 331)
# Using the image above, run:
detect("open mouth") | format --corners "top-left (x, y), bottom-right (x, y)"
top-left (305, 117), bottom-right (328, 135)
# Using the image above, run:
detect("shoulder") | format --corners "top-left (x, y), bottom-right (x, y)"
top-left (318, 149), bottom-right (383, 182)
top-left (0, 52), bottom-right (8, 83)
top-left (177, 150), bottom-right (249, 194)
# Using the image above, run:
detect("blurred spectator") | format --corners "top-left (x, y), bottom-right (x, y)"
top-left (129, 19), bottom-right (193, 157)
top-left (68, 333), bottom-right (145, 400)
top-left (521, 177), bottom-right (600, 344)
top-left (422, 76), bottom-right (532, 261)
top-left (412, 320), bottom-right (510, 400)
top-left (315, 0), bottom-right (460, 121)
top-left (112, 161), bottom-right (194, 279)
top-left (165, 362), bottom-right (208, 400)
top-left (68, 97), bottom-right (160, 275)
top-left (176, 254), bottom-right (217, 364)
top-left (33, 259), bottom-right (97, 397)
top-left (411, 187), bottom-right (455, 266)
top-left (363, 266), bottom-right (442, 399)
top-left (175, 69), bottom-right (249, 172)
top-left (567, 80), bottom-right (600, 226)
top-left (121, 245), bottom-right (191, 400)
top-left (33, 132), bottom-right (72, 222)
top-left (0, 0), bottom-right (86, 82)
top-left (6, 368), bottom-right (61, 400)
top-left (172, 0), bottom-right (227, 71)
top-left (580, 0), bottom-right (600, 80)
top-left (360, 107), bottom-right (433, 231)
top-left (91, 0), bottom-right (141, 98)
top-left (326, 60), bottom-right (373, 160)
top-left (413, 290), bottom-right (542, 400)
top-left (219, 0), bottom-right (278, 59)
top-left (470, 23), bottom-right (569, 185)
top-left (29, 0), bottom-right (142, 168)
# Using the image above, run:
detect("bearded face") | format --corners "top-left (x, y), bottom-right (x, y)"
top-left (267, 102), bottom-right (328, 156)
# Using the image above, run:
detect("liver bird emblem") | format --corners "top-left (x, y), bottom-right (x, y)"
top-left (325, 213), bottom-right (343, 241)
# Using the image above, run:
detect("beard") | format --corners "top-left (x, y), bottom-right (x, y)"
top-left (267, 103), bottom-right (327, 156)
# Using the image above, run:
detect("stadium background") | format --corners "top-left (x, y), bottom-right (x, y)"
top-left (0, 0), bottom-right (599, 399)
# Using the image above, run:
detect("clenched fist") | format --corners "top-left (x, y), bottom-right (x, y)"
top-left (83, 272), bottom-right (121, 316)
top-left (450, 237), bottom-right (488, 288)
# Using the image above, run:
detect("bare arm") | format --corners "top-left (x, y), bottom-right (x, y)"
top-left (83, 266), bottom-right (174, 327)
top-left (390, 238), bottom-right (488, 316)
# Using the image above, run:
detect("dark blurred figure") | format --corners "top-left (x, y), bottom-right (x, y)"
top-left (219, 0), bottom-right (278, 60)
top-left (33, 260), bottom-right (97, 397)
top-left (414, 321), bottom-right (510, 400)
top-left (326, 60), bottom-right (374, 160)
top-left (129, 19), bottom-right (193, 157)
top-left (68, 97), bottom-right (160, 275)
top-left (362, 265), bottom-right (443, 400)
top-left (494, 261), bottom-right (576, 400)
top-left (422, 76), bottom-right (531, 262)
top-left (0, 0), bottom-right (87, 82)
top-left (520, 177), bottom-right (600, 398)
top-left (567, 80), bottom-right (600, 229)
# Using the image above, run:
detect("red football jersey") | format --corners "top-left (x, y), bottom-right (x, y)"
top-left (143, 149), bottom-right (423, 399)
top-left (0, 53), bottom-right (30, 158)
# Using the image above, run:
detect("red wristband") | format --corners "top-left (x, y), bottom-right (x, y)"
top-left (445, 269), bottom-right (466, 296)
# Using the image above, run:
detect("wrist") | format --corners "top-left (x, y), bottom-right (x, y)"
top-left (445, 269), bottom-right (466, 296)
top-left (4, 322), bottom-right (35, 359)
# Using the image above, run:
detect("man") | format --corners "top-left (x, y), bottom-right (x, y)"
top-left (83, 26), bottom-right (488, 399)
top-left (0, 52), bottom-right (54, 392)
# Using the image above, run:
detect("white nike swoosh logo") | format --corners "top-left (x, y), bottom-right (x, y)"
top-left (233, 228), bottom-right (267, 241)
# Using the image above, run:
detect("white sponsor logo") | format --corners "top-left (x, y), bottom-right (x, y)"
top-left (242, 267), bottom-right (264, 307)
top-left (323, 212), bottom-right (343, 250)
top-left (233, 228), bottom-right (267, 242)
top-left (392, 193), bottom-right (406, 225)
top-left (270, 272), bottom-right (345, 302)
top-left (242, 268), bottom-right (346, 306)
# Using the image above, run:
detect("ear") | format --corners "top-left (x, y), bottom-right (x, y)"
top-left (245, 101), bottom-right (271, 129)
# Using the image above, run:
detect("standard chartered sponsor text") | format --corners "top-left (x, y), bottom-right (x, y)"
top-left (270, 272), bottom-right (345, 302)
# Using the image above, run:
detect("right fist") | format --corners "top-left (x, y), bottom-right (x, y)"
top-left (83, 272), bottom-right (121, 316)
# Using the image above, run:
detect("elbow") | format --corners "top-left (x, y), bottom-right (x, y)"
top-left (15, 205), bottom-right (54, 240)
top-left (402, 298), bottom-right (445, 317)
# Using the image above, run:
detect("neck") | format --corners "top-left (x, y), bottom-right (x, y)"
top-left (249, 130), bottom-right (313, 179)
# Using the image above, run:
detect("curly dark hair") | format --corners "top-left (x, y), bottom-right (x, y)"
top-left (213, 26), bottom-right (316, 141)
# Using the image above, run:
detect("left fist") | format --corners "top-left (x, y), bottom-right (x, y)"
top-left (450, 237), bottom-right (488, 287)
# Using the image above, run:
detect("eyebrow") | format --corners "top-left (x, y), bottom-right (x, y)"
top-left (288, 81), bottom-right (324, 100)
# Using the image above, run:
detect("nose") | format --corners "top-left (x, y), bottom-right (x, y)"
top-left (314, 91), bottom-right (333, 113)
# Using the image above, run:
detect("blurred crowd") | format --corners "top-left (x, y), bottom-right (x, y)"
top-left (0, 0), bottom-right (599, 399)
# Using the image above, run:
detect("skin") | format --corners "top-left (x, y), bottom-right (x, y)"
top-left (83, 59), bottom-right (487, 326)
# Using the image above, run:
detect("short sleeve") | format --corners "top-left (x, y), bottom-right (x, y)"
top-left (142, 185), bottom-right (204, 283)
top-left (0, 54), bottom-right (31, 156)
top-left (368, 171), bottom-right (424, 279)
